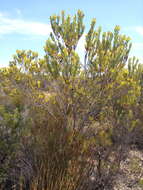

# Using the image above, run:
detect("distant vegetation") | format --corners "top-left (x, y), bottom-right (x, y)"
top-left (0, 10), bottom-right (143, 190)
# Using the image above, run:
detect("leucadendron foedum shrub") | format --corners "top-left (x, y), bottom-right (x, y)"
top-left (0, 10), bottom-right (143, 190)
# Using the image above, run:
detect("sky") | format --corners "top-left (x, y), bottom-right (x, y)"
top-left (0, 0), bottom-right (143, 66)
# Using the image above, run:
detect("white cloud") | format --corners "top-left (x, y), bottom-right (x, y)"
top-left (132, 42), bottom-right (143, 50)
top-left (15, 8), bottom-right (22, 17)
top-left (135, 26), bottom-right (143, 36)
top-left (0, 12), bottom-right (52, 36)
top-left (123, 26), bottom-right (143, 37)
top-left (130, 42), bottom-right (143, 62)
top-left (76, 34), bottom-right (85, 63)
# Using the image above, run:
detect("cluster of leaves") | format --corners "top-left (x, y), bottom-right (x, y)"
top-left (0, 10), bottom-right (143, 190)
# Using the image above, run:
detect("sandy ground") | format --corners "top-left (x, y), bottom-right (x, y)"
top-left (114, 148), bottom-right (143, 190)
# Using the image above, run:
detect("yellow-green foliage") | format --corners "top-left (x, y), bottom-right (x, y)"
top-left (0, 10), bottom-right (143, 190)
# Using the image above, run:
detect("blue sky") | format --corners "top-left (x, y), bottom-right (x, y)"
top-left (0, 0), bottom-right (143, 66)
